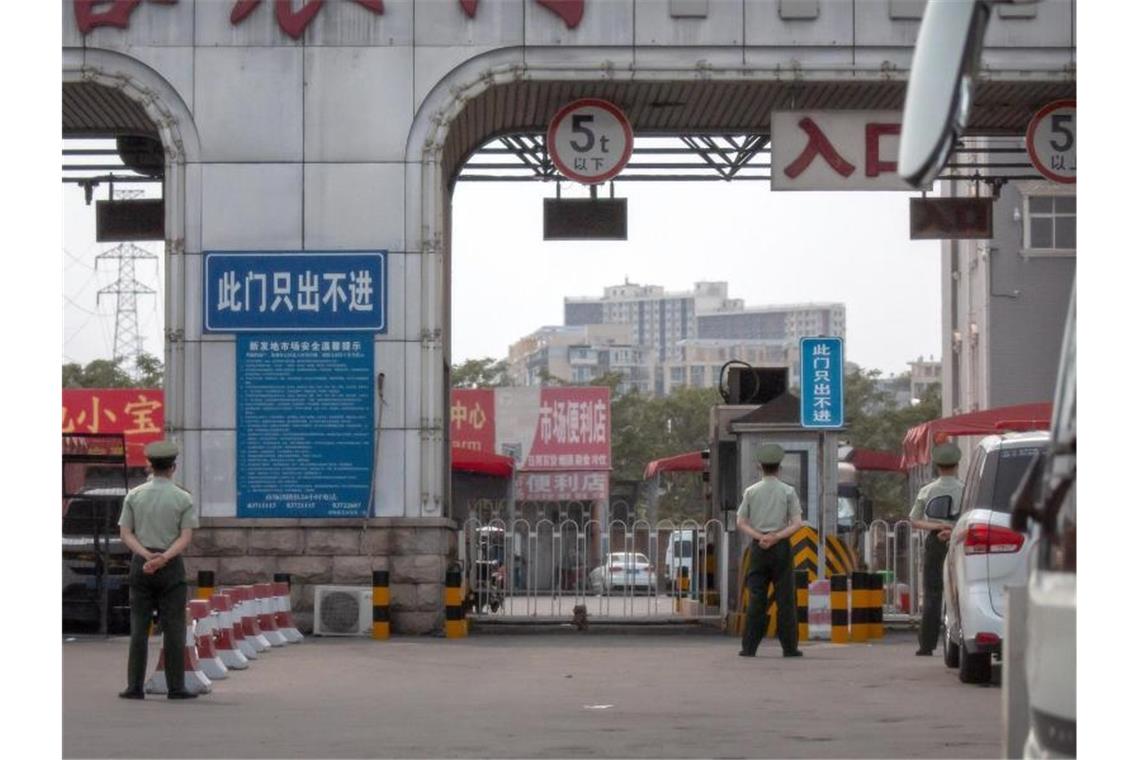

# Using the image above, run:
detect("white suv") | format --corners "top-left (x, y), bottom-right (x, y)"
top-left (942, 431), bottom-right (1047, 684)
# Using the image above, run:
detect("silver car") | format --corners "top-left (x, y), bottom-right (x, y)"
top-left (943, 432), bottom-right (1047, 684)
top-left (589, 552), bottom-right (657, 595)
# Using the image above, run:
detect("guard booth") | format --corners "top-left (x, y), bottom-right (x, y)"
top-left (62, 433), bottom-right (133, 636)
top-left (708, 392), bottom-right (844, 629)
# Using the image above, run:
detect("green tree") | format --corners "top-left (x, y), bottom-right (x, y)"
top-left (843, 364), bottom-right (942, 520)
top-left (61, 353), bottom-right (164, 388)
top-left (450, 357), bottom-right (510, 388)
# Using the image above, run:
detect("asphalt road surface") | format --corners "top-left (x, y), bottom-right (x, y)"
top-left (63, 629), bottom-right (1000, 758)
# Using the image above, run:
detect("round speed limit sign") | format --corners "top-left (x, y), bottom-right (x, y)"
top-left (1026, 99), bottom-right (1076, 184)
top-left (547, 98), bottom-right (633, 185)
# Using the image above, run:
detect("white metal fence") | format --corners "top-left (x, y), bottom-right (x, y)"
top-left (460, 516), bottom-right (726, 621)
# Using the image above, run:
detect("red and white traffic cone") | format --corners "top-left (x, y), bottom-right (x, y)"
top-left (221, 587), bottom-right (260, 660)
top-left (144, 605), bottom-right (212, 695)
top-left (209, 592), bottom-right (249, 670)
top-left (189, 599), bottom-right (228, 680)
top-left (235, 585), bottom-right (272, 652)
top-left (253, 583), bottom-right (289, 647)
top-left (272, 580), bottom-right (304, 643)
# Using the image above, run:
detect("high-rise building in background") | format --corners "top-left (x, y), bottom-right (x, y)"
top-left (510, 280), bottom-right (845, 396)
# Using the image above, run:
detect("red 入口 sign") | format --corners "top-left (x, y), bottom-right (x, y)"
top-left (62, 389), bottom-right (165, 467)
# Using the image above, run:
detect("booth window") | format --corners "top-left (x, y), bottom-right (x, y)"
top-left (1022, 195), bottom-right (1075, 256)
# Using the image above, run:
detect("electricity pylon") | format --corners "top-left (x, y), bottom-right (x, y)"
top-left (96, 242), bottom-right (156, 377)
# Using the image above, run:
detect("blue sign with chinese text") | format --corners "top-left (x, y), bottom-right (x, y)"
top-left (800, 337), bottom-right (845, 429)
top-left (205, 251), bottom-right (386, 333)
top-left (236, 334), bottom-right (375, 518)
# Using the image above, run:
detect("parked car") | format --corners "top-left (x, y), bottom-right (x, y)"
top-left (942, 432), bottom-right (1048, 684)
top-left (588, 552), bottom-right (657, 595)
top-left (63, 487), bottom-right (131, 634)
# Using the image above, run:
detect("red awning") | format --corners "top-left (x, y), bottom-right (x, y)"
top-left (643, 450), bottom-right (706, 480)
top-left (451, 447), bottom-right (514, 478)
top-left (901, 402), bottom-right (1053, 469)
top-left (850, 449), bottom-right (904, 473)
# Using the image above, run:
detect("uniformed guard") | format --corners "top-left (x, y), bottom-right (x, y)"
top-left (737, 443), bottom-right (805, 658)
top-left (117, 440), bottom-right (201, 700)
top-left (909, 441), bottom-right (965, 656)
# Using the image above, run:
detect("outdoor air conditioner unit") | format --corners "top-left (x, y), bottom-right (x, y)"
top-left (313, 585), bottom-right (373, 636)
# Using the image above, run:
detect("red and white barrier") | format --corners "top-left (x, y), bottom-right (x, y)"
top-left (189, 599), bottom-right (228, 680)
top-left (209, 592), bottom-right (249, 670)
top-left (221, 588), bottom-right (260, 659)
top-left (808, 580), bottom-right (832, 640)
top-left (144, 605), bottom-right (212, 695)
top-left (272, 581), bottom-right (304, 643)
top-left (234, 586), bottom-right (272, 652)
top-left (253, 583), bottom-right (289, 647)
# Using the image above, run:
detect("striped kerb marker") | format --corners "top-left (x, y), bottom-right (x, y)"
top-left (795, 570), bottom-right (809, 642)
top-left (445, 566), bottom-right (466, 638)
top-left (830, 574), bottom-right (849, 644)
top-left (209, 592), bottom-right (249, 670)
top-left (272, 574), bottom-right (304, 643)
top-left (850, 572), bottom-right (869, 643)
top-left (196, 570), bottom-right (215, 601)
top-left (372, 570), bottom-right (390, 640)
top-left (870, 573), bottom-right (885, 639)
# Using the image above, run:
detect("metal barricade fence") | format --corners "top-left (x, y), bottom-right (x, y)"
top-left (460, 517), bottom-right (726, 621)
top-left (863, 519), bottom-right (923, 619)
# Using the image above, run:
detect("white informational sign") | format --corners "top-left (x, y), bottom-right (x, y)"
top-left (547, 98), bottom-right (633, 185)
top-left (1026, 99), bottom-right (1076, 184)
top-left (771, 110), bottom-right (922, 191)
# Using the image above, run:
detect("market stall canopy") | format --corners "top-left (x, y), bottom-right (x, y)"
top-left (451, 447), bottom-right (514, 478)
top-left (901, 402), bottom-right (1052, 469)
top-left (643, 450), bottom-right (706, 480)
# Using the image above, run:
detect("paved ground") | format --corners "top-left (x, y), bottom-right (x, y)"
top-left (63, 629), bottom-right (1000, 759)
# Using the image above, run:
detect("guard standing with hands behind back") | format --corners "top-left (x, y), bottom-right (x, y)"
top-left (737, 443), bottom-right (804, 658)
top-left (910, 441), bottom-right (964, 657)
top-left (117, 440), bottom-right (200, 700)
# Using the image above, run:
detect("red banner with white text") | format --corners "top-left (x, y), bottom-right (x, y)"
top-left (62, 389), bottom-right (165, 467)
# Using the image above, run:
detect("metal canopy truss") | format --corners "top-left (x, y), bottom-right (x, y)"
top-left (457, 133), bottom-right (1050, 185)
top-left (62, 139), bottom-right (158, 204)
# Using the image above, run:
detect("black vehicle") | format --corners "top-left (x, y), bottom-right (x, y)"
top-left (62, 487), bottom-right (132, 634)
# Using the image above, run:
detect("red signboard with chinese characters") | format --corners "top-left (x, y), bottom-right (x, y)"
top-left (450, 389), bottom-right (496, 454)
top-left (523, 387), bottom-right (610, 471)
top-left (62, 389), bottom-right (164, 467)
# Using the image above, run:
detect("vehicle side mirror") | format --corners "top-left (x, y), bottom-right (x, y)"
top-left (924, 494), bottom-right (955, 522)
top-left (898, 0), bottom-right (992, 187)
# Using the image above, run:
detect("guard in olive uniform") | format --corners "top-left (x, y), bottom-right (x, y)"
top-left (909, 442), bottom-right (965, 656)
top-left (737, 443), bottom-right (805, 658)
top-left (117, 440), bottom-right (200, 700)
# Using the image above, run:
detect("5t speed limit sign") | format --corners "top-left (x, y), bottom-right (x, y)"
top-left (1026, 99), bottom-right (1076, 184)
top-left (547, 98), bottom-right (633, 185)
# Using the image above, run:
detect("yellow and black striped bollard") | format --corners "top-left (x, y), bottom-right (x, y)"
top-left (830, 574), bottom-right (848, 644)
top-left (444, 565), bottom-right (467, 638)
top-left (372, 570), bottom-right (390, 640)
top-left (870, 572), bottom-right (884, 639)
top-left (795, 570), bottom-right (809, 642)
top-left (850, 572), bottom-right (869, 643)
top-left (196, 570), bottom-right (215, 601)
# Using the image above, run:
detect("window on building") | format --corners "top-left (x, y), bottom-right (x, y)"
top-left (1023, 195), bottom-right (1076, 252)
top-left (670, 366), bottom-right (685, 383)
top-left (691, 365), bottom-right (705, 386)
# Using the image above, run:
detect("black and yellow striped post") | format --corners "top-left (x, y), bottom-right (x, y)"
top-left (850, 572), bottom-right (870, 643)
top-left (870, 572), bottom-right (884, 639)
top-left (372, 570), bottom-right (390, 640)
top-left (196, 570), bottom-right (215, 601)
top-left (795, 570), bottom-right (809, 642)
top-left (675, 566), bottom-right (691, 613)
top-left (830, 574), bottom-right (848, 644)
top-left (444, 565), bottom-right (467, 638)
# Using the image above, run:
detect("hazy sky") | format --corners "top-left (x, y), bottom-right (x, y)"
top-left (63, 170), bottom-right (940, 376)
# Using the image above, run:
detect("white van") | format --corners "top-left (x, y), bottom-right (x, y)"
top-left (664, 529), bottom-right (699, 591)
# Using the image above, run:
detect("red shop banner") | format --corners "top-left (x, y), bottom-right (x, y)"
top-left (450, 388), bottom-right (496, 454)
top-left (524, 386), bottom-right (611, 470)
top-left (62, 388), bottom-right (165, 467)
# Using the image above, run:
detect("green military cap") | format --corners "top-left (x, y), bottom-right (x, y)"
top-left (144, 440), bottom-right (180, 460)
top-left (932, 442), bottom-right (961, 466)
top-left (757, 443), bottom-right (785, 466)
